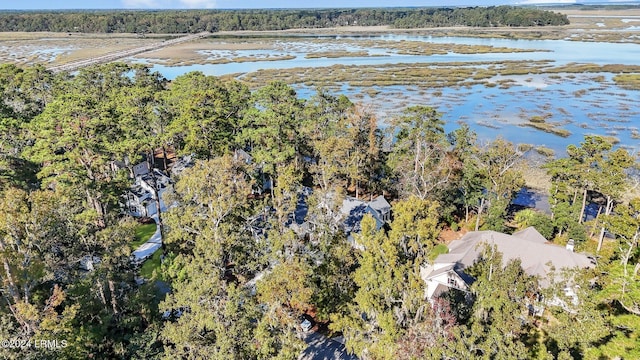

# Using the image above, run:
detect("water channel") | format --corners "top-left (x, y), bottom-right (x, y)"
top-left (133, 34), bottom-right (640, 153)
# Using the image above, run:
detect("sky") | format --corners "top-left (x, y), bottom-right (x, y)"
top-left (0, 0), bottom-right (640, 10)
top-left (0, 0), bottom-right (637, 10)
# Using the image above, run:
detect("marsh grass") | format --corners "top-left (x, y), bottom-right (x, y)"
top-left (0, 32), bottom-right (158, 65)
top-left (6, 29), bottom-right (636, 151)
top-left (534, 146), bottom-right (555, 157)
top-left (241, 60), bottom-right (575, 89)
top-left (522, 120), bottom-right (572, 138)
top-left (567, 30), bottom-right (640, 44)
top-left (574, 89), bottom-right (587, 97)
top-left (151, 53), bottom-right (296, 66)
top-left (305, 50), bottom-right (373, 58)
top-left (598, 135), bottom-right (621, 145)
top-left (551, 63), bottom-right (640, 74)
top-left (364, 88), bottom-right (381, 97)
top-left (4, 8), bottom-right (640, 66)
top-left (613, 73), bottom-right (640, 90)
top-left (476, 121), bottom-right (501, 130)
top-left (529, 114), bottom-right (552, 123)
top-left (128, 36), bottom-right (546, 67)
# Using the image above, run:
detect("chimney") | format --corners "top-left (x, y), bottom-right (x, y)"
top-left (566, 239), bottom-right (575, 252)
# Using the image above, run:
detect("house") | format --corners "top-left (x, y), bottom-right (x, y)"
top-left (125, 184), bottom-right (153, 217)
top-left (368, 195), bottom-right (392, 222)
top-left (340, 195), bottom-right (391, 233)
top-left (170, 153), bottom-right (194, 177)
top-left (133, 161), bottom-right (150, 177)
top-left (286, 190), bottom-right (391, 246)
top-left (232, 149), bottom-right (273, 194)
top-left (139, 169), bottom-right (171, 193)
top-left (79, 255), bottom-right (101, 271)
top-left (124, 169), bottom-right (172, 217)
top-left (339, 195), bottom-right (392, 249)
top-left (421, 227), bottom-right (595, 302)
top-left (111, 155), bottom-right (151, 178)
top-left (233, 149), bottom-right (252, 165)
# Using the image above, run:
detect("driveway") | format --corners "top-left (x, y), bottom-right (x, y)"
top-left (132, 213), bottom-right (162, 261)
top-left (299, 332), bottom-right (358, 360)
top-left (132, 225), bottom-right (161, 261)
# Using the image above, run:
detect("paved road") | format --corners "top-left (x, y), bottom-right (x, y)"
top-left (299, 332), bottom-right (358, 360)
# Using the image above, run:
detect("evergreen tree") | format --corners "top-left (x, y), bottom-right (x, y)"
top-left (163, 72), bottom-right (249, 159)
top-left (388, 105), bottom-right (452, 200)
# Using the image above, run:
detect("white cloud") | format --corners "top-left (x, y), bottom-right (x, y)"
top-left (517, 0), bottom-right (575, 3)
top-left (179, 0), bottom-right (218, 8)
top-left (122, 0), bottom-right (162, 8)
top-left (121, 0), bottom-right (218, 8)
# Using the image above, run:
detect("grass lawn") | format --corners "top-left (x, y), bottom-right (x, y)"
top-left (131, 223), bottom-right (157, 250)
top-left (131, 223), bottom-right (163, 280)
top-left (140, 250), bottom-right (163, 280)
top-left (428, 244), bottom-right (450, 262)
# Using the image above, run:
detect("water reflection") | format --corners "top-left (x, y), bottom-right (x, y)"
top-left (132, 34), bottom-right (640, 153)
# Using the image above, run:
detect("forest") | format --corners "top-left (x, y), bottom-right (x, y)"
top-left (0, 62), bottom-right (638, 359)
top-left (0, 6), bottom-right (569, 33)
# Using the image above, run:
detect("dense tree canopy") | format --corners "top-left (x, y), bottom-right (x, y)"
top-left (0, 7), bottom-right (569, 33)
top-left (0, 62), bottom-right (638, 360)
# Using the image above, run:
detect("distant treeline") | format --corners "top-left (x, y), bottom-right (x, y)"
top-left (0, 6), bottom-right (569, 33)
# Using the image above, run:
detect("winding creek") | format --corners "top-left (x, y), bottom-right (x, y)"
top-left (133, 34), bottom-right (640, 154)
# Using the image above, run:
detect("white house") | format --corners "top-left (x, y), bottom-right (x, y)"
top-left (124, 169), bottom-right (172, 217)
top-left (125, 184), bottom-right (153, 217)
top-left (111, 156), bottom-right (151, 178)
top-left (421, 227), bottom-right (595, 303)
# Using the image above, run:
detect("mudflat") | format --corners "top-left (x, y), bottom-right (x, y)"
top-left (1, 7), bottom-right (638, 66)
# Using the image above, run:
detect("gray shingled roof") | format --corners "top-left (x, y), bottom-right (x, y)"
top-left (424, 263), bottom-right (475, 286)
top-left (513, 227), bottom-right (548, 244)
top-left (340, 196), bottom-right (386, 232)
top-left (368, 195), bottom-right (391, 216)
top-left (434, 227), bottom-right (595, 286)
top-left (424, 263), bottom-right (456, 279)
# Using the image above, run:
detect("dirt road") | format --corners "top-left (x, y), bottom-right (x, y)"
top-left (47, 31), bottom-right (209, 73)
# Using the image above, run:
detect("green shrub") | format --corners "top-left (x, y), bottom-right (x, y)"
top-left (429, 244), bottom-right (450, 261)
top-left (529, 212), bottom-right (554, 240)
top-left (567, 221), bottom-right (587, 243)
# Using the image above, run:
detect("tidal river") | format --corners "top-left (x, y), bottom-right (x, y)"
top-left (135, 34), bottom-right (640, 153)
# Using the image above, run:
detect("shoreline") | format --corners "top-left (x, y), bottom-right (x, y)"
top-left (1, 7), bottom-right (639, 66)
